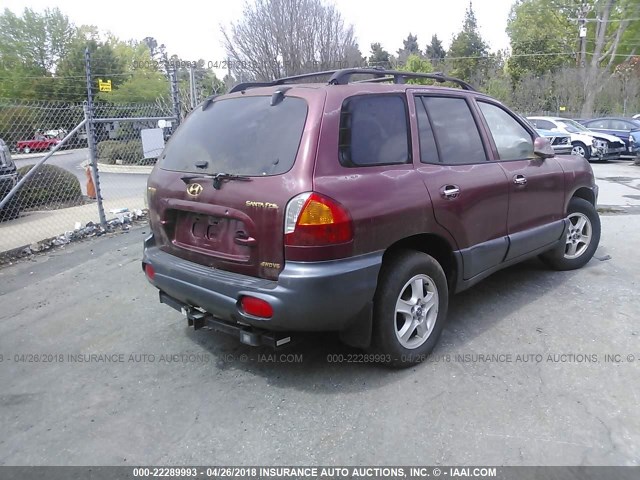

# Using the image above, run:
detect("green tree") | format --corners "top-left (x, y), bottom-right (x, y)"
top-left (55, 37), bottom-right (126, 102)
top-left (506, 0), bottom-right (574, 84)
top-left (0, 7), bottom-right (75, 73)
top-left (369, 42), bottom-right (392, 68)
top-left (396, 33), bottom-right (422, 64)
top-left (101, 38), bottom-right (170, 102)
top-left (447, 1), bottom-right (489, 83)
top-left (425, 34), bottom-right (446, 66)
top-left (0, 7), bottom-right (76, 99)
top-left (399, 54), bottom-right (433, 84)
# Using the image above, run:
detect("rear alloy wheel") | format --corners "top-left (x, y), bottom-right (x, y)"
top-left (371, 250), bottom-right (448, 367)
top-left (22, 147), bottom-right (31, 154)
top-left (571, 141), bottom-right (590, 160)
top-left (540, 197), bottom-right (601, 270)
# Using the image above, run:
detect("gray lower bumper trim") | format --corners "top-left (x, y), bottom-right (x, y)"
top-left (143, 236), bottom-right (383, 332)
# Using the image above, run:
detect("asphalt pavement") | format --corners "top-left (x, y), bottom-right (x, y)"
top-left (1, 160), bottom-right (639, 466)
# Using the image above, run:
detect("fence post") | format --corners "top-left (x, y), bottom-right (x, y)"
top-left (84, 47), bottom-right (107, 228)
top-left (170, 66), bottom-right (181, 127)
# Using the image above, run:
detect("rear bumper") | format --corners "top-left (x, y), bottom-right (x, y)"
top-left (142, 234), bottom-right (383, 332)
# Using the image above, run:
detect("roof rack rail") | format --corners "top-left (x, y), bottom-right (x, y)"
top-left (227, 67), bottom-right (476, 93)
top-left (332, 68), bottom-right (476, 91)
top-left (228, 70), bottom-right (340, 93)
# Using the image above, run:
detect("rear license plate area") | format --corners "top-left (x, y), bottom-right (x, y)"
top-left (172, 211), bottom-right (251, 261)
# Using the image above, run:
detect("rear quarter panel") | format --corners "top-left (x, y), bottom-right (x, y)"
top-left (312, 86), bottom-right (457, 255)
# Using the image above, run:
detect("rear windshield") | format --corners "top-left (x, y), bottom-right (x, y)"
top-left (159, 96), bottom-right (308, 176)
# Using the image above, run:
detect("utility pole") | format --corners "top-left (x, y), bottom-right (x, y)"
top-left (577, 1), bottom-right (589, 68)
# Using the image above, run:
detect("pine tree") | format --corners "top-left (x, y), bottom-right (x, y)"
top-left (397, 33), bottom-right (422, 64)
top-left (447, 1), bottom-right (489, 82)
top-left (425, 34), bottom-right (446, 65)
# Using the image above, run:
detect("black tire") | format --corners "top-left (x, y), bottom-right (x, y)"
top-left (371, 250), bottom-right (449, 368)
top-left (539, 197), bottom-right (601, 271)
top-left (571, 141), bottom-right (590, 160)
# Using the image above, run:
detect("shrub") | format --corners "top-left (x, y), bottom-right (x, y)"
top-left (97, 139), bottom-right (144, 164)
top-left (16, 164), bottom-right (83, 209)
top-left (120, 139), bottom-right (144, 163)
top-left (96, 140), bottom-right (121, 164)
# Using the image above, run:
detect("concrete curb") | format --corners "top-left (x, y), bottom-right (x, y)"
top-left (80, 160), bottom-right (153, 175)
top-left (12, 150), bottom-right (73, 160)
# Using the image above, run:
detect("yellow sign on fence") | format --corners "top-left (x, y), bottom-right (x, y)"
top-left (98, 79), bottom-right (112, 92)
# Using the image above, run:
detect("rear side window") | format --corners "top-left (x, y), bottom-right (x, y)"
top-left (339, 95), bottom-right (410, 166)
top-left (159, 96), bottom-right (307, 176)
top-left (478, 102), bottom-right (534, 161)
top-left (421, 96), bottom-right (487, 165)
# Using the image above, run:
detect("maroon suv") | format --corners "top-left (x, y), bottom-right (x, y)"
top-left (143, 69), bottom-right (600, 366)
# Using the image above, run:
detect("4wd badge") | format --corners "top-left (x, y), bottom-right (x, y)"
top-left (187, 183), bottom-right (203, 196)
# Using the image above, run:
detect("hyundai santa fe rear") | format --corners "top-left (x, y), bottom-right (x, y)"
top-left (143, 68), bottom-right (600, 367)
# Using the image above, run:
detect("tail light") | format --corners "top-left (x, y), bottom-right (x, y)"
top-left (284, 192), bottom-right (353, 246)
top-left (144, 263), bottom-right (155, 281)
top-left (240, 296), bottom-right (273, 318)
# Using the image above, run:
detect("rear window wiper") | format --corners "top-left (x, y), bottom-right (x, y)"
top-left (181, 172), bottom-right (252, 190)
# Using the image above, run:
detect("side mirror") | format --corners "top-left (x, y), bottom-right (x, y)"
top-left (534, 136), bottom-right (555, 159)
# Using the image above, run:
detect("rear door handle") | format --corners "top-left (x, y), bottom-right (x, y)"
top-left (441, 185), bottom-right (460, 199)
top-left (513, 174), bottom-right (527, 186)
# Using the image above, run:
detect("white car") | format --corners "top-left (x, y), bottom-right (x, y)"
top-left (527, 116), bottom-right (626, 161)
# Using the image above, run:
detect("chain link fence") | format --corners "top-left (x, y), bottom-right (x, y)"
top-left (0, 100), bottom-right (89, 255)
top-left (0, 97), bottom-right (178, 261)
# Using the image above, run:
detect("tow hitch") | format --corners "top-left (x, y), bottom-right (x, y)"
top-left (159, 292), bottom-right (292, 348)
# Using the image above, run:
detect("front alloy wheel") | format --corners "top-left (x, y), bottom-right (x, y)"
top-left (571, 141), bottom-right (591, 160)
top-left (564, 212), bottom-right (592, 259)
top-left (539, 197), bottom-right (601, 271)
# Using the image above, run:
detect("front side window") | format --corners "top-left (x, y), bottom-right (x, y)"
top-left (586, 119), bottom-right (610, 129)
top-left (478, 102), bottom-right (534, 161)
top-left (339, 95), bottom-right (410, 166)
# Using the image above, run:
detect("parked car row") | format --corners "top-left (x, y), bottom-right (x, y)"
top-left (577, 117), bottom-right (640, 158)
top-left (527, 115), bottom-right (639, 162)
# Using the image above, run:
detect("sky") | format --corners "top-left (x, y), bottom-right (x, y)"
top-left (3, 0), bottom-right (515, 73)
